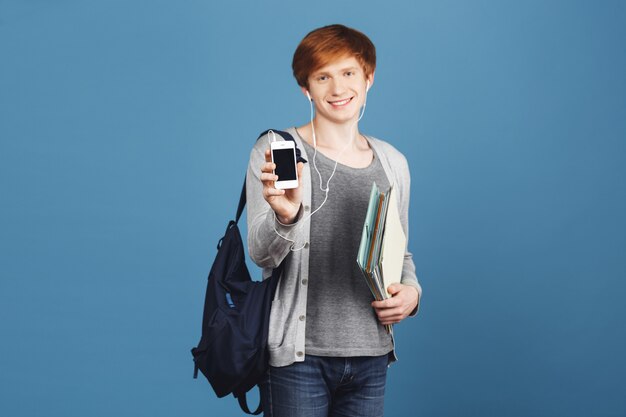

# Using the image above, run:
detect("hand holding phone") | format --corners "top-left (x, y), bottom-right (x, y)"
top-left (260, 143), bottom-right (303, 224)
top-left (270, 140), bottom-right (299, 189)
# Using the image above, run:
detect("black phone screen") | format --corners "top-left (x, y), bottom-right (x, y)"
top-left (273, 148), bottom-right (297, 181)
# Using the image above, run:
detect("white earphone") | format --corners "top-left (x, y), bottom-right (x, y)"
top-left (272, 78), bottom-right (371, 251)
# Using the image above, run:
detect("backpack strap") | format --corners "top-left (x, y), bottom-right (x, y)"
top-left (235, 180), bottom-right (247, 224)
top-left (237, 391), bottom-right (263, 415)
top-left (234, 129), bottom-right (307, 224)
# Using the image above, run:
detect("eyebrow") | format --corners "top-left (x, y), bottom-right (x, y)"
top-left (313, 66), bottom-right (360, 77)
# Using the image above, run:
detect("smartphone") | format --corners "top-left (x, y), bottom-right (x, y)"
top-left (270, 140), bottom-right (299, 189)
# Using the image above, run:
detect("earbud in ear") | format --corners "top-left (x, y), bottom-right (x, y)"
top-left (306, 91), bottom-right (312, 101)
top-left (366, 81), bottom-right (370, 92)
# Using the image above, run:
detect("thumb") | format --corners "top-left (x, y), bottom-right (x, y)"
top-left (386, 283), bottom-right (402, 296)
top-left (297, 161), bottom-right (304, 184)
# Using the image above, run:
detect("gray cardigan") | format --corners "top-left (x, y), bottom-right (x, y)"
top-left (246, 127), bottom-right (421, 367)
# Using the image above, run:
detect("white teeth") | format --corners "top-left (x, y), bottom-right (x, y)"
top-left (330, 98), bottom-right (351, 106)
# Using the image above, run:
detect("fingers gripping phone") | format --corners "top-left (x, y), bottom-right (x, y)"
top-left (270, 140), bottom-right (299, 189)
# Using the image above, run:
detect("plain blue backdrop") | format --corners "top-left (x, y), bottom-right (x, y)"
top-left (1, 1), bottom-right (625, 416)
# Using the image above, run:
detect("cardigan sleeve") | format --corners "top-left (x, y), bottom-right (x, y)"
top-left (246, 134), bottom-right (306, 269)
top-left (396, 151), bottom-right (422, 315)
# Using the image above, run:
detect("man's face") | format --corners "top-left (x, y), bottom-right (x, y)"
top-left (304, 55), bottom-right (372, 125)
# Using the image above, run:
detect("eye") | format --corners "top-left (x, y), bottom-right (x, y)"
top-left (345, 71), bottom-right (354, 77)
top-left (316, 75), bottom-right (329, 82)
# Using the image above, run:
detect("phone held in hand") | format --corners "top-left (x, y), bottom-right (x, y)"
top-left (270, 140), bottom-right (299, 189)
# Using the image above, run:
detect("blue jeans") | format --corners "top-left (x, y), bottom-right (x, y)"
top-left (259, 354), bottom-right (389, 417)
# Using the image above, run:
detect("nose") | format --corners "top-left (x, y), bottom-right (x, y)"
top-left (329, 77), bottom-right (346, 95)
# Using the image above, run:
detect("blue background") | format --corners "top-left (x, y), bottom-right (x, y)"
top-left (1, 1), bottom-right (625, 416)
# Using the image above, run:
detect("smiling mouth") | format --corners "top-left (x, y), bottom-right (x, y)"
top-left (328, 97), bottom-right (354, 107)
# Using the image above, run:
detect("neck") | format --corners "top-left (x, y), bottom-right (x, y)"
top-left (310, 117), bottom-right (361, 151)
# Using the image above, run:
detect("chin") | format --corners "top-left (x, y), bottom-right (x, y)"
top-left (323, 109), bottom-right (361, 124)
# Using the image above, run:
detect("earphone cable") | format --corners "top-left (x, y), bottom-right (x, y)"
top-left (271, 85), bottom-right (369, 251)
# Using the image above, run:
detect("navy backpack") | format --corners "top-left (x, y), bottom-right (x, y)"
top-left (191, 130), bottom-right (306, 415)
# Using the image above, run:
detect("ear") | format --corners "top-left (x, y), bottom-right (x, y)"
top-left (301, 86), bottom-right (311, 101)
top-left (366, 72), bottom-right (375, 91)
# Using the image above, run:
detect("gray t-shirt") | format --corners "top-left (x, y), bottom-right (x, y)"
top-left (300, 138), bottom-right (392, 357)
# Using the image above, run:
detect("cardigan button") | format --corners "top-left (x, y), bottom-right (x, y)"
top-left (299, 315), bottom-right (305, 321)
top-left (296, 351), bottom-right (304, 357)
top-left (301, 279), bottom-right (308, 286)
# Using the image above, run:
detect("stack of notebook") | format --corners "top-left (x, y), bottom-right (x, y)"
top-left (357, 182), bottom-right (406, 304)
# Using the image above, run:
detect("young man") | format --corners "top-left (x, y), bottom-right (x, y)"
top-left (246, 24), bottom-right (422, 417)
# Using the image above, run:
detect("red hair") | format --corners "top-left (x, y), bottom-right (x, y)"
top-left (292, 24), bottom-right (376, 88)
